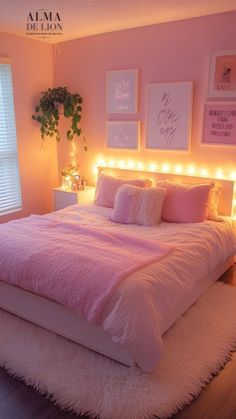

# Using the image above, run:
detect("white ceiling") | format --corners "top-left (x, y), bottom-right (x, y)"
top-left (0, 0), bottom-right (235, 44)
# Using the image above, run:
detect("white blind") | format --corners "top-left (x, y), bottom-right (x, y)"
top-left (0, 62), bottom-right (22, 215)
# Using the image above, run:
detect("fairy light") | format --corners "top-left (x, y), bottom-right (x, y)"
top-left (137, 162), bottom-right (144, 170)
top-left (200, 168), bottom-right (209, 177)
top-left (108, 160), bottom-right (115, 167)
top-left (174, 165), bottom-right (183, 174)
top-left (94, 157), bottom-right (236, 184)
top-left (149, 163), bottom-right (157, 172)
top-left (230, 171), bottom-right (236, 180)
top-left (127, 160), bottom-right (135, 169)
top-left (188, 166), bottom-right (196, 175)
top-left (118, 160), bottom-right (125, 169)
top-left (162, 163), bottom-right (170, 173)
top-left (99, 159), bottom-right (106, 167)
top-left (92, 165), bottom-right (98, 174)
top-left (70, 141), bottom-right (77, 164)
top-left (215, 169), bottom-right (223, 179)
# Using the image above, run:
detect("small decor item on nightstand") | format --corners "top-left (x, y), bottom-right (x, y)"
top-left (61, 165), bottom-right (86, 191)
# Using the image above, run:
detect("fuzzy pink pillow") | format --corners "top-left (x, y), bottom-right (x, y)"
top-left (95, 173), bottom-right (153, 208)
top-left (157, 180), bottom-right (213, 223)
top-left (111, 185), bottom-right (165, 226)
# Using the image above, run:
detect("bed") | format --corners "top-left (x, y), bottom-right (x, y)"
top-left (0, 168), bottom-right (235, 372)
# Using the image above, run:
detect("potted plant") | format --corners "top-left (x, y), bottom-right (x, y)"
top-left (32, 86), bottom-right (87, 150)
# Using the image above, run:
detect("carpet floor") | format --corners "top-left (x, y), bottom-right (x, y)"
top-left (0, 282), bottom-right (236, 419)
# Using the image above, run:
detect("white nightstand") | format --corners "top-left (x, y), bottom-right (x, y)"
top-left (53, 186), bottom-right (95, 211)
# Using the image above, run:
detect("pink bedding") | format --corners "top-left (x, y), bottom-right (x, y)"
top-left (0, 214), bottom-right (173, 323)
top-left (0, 204), bottom-right (236, 372)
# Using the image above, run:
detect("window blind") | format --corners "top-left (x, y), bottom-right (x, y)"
top-left (0, 62), bottom-right (22, 215)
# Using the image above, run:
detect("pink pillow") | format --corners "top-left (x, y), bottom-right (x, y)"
top-left (111, 185), bottom-right (165, 226)
top-left (208, 186), bottom-right (222, 220)
top-left (157, 180), bottom-right (213, 223)
top-left (95, 173), bottom-right (153, 208)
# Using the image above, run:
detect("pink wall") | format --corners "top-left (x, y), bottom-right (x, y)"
top-left (0, 33), bottom-right (58, 223)
top-left (54, 11), bottom-right (236, 185)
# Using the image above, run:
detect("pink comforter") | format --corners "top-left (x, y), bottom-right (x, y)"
top-left (0, 214), bottom-right (173, 323)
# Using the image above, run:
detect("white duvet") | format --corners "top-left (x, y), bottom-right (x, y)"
top-left (54, 204), bottom-right (236, 371)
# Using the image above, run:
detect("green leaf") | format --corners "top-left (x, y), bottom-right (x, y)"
top-left (33, 86), bottom-right (83, 144)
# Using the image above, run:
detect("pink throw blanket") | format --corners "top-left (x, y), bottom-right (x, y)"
top-left (0, 215), bottom-right (173, 323)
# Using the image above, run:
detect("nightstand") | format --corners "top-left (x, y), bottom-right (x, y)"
top-left (53, 186), bottom-right (95, 211)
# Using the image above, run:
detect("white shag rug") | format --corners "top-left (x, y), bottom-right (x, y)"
top-left (0, 282), bottom-right (236, 419)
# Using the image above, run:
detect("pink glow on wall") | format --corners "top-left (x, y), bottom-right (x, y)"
top-left (0, 33), bottom-right (58, 223)
top-left (54, 11), bottom-right (236, 185)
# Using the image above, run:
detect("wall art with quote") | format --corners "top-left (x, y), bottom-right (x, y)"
top-left (107, 69), bottom-right (139, 113)
top-left (208, 50), bottom-right (236, 98)
top-left (146, 82), bottom-right (193, 150)
top-left (202, 103), bottom-right (236, 145)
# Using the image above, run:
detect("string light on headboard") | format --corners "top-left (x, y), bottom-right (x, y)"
top-left (230, 171), bottom-right (236, 180)
top-left (187, 166), bottom-right (196, 175)
top-left (93, 157), bottom-right (236, 182)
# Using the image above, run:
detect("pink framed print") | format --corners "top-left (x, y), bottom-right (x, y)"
top-left (107, 121), bottom-right (140, 149)
top-left (208, 50), bottom-right (236, 98)
top-left (202, 103), bottom-right (236, 145)
top-left (107, 69), bottom-right (139, 113)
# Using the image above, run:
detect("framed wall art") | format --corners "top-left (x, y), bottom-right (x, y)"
top-left (202, 102), bottom-right (236, 145)
top-left (107, 69), bottom-right (139, 113)
top-left (208, 50), bottom-right (236, 98)
top-left (146, 82), bottom-right (193, 151)
top-left (107, 121), bottom-right (140, 150)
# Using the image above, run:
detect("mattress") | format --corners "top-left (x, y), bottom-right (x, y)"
top-left (0, 204), bottom-right (236, 371)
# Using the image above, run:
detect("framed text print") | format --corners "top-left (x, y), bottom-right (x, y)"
top-left (208, 50), bottom-right (236, 98)
top-left (146, 82), bottom-right (193, 150)
top-left (107, 69), bottom-right (139, 113)
top-left (202, 103), bottom-right (236, 145)
top-left (107, 121), bottom-right (140, 150)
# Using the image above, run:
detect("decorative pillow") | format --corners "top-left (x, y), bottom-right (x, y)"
top-left (208, 186), bottom-right (222, 221)
top-left (95, 173), bottom-right (153, 208)
top-left (111, 185), bottom-right (165, 226)
top-left (156, 180), bottom-right (213, 223)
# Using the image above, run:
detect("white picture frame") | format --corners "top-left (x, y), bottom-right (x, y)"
top-left (107, 69), bottom-right (139, 113)
top-left (107, 121), bottom-right (140, 150)
top-left (146, 82), bottom-right (193, 151)
top-left (208, 50), bottom-right (236, 98)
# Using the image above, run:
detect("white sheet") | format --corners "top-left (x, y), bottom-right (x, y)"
top-left (51, 204), bottom-right (236, 371)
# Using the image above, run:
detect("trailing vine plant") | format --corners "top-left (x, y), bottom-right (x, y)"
top-left (32, 86), bottom-right (87, 150)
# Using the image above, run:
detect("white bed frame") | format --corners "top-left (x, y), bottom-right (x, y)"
top-left (0, 169), bottom-right (235, 367)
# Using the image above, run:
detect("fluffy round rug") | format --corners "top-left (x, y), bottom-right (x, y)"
top-left (0, 282), bottom-right (236, 419)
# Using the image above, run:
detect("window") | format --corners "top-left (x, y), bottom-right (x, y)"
top-left (0, 60), bottom-right (22, 215)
